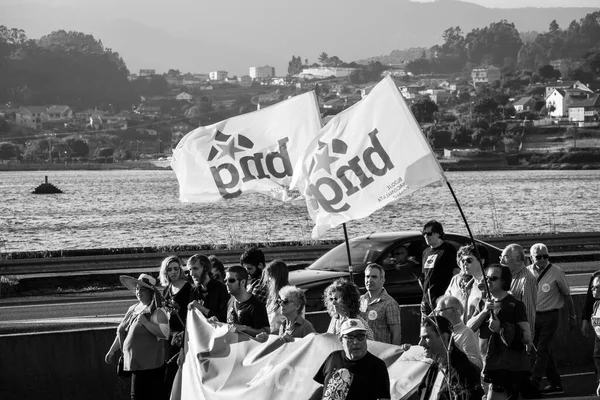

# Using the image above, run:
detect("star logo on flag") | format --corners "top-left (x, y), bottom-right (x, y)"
top-left (310, 139), bottom-right (348, 175)
top-left (207, 130), bottom-right (254, 162)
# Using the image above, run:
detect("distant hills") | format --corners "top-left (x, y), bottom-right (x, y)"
top-left (4, 0), bottom-right (598, 75)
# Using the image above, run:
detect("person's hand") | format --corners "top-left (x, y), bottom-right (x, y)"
top-left (400, 343), bottom-right (411, 352)
top-left (255, 332), bottom-right (269, 343)
top-left (188, 300), bottom-right (202, 311)
top-left (279, 333), bottom-right (295, 343)
top-left (229, 324), bottom-right (244, 333)
top-left (207, 316), bottom-right (219, 324)
top-left (488, 318), bottom-right (500, 333)
top-left (568, 316), bottom-right (577, 332)
top-left (526, 343), bottom-right (535, 353)
top-left (105, 351), bottom-right (115, 364)
top-left (581, 320), bottom-right (592, 338)
top-left (171, 331), bottom-right (184, 347)
top-left (484, 299), bottom-right (498, 313)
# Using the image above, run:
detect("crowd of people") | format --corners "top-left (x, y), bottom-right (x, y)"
top-left (105, 219), bottom-right (589, 400)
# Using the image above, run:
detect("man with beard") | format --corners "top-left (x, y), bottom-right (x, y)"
top-left (421, 220), bottom-right (458, 318)
top-left (418, 315), bottom-right (483, 400)
top-left (312, 318), bottom-right (390, 400)
top-left (225, 265), bottom-right (270, 340)
top-left (187, 254), bottom-right (229, 323)
top-left (240, 247), bottom-right (268, 305)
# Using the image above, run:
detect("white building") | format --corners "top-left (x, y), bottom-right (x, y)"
top-left (209, 70), bottom-right (228, 81)
top-left (249, 65), bottom-right (275, 79)
top-left (297, 67), bottom-right (358, 79)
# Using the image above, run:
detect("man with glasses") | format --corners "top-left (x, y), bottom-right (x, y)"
top-left (434, 295), bottom-right (483, 369)
top-left (224, 265), bottom-right (269, 341)
top-left (313, 318), bottom-right (390, 400)
top-left (421, 220), bottom-right (458, 318)
top-left (527, 243), bottom-right (576, 395)
top-left (417, 315), bottom-right (483, 400)
top-left (359, 263), bottom-right (402, 345)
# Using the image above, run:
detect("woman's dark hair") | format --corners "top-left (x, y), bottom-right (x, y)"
top-left (208, 255), bottom-right (225, 281)
top-left (488, 263), bottom-right (512, 291)
top-left (323, 278), bottom-right (361, 318)
top-left (263, 259), bottom-right (289, 313)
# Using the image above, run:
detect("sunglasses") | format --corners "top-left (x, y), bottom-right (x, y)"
top-left (435, 306), bottom-right (454, 314)
top-left (461, 257), bottom-right (474, 264)
top-left (226, 278), bottom-right (238, 283)
top-left (277, 299), bottom-right (291, 306)
top-left (486, 276), bottom-right (500, 282)
top-left (422, 231), bottom-right (434, 237)
top-left (534, 254), bottom-right (549, 260)
top-left (341, 333), bottom-right (366, 342)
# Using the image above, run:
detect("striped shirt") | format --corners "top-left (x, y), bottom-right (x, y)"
top-left (509, 264), bottom-right (538, 338)
top-left (527, 263), bottom-right (570, 312)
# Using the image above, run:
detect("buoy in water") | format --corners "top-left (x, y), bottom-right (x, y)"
top-left (32, 176), bottom-right (63, 194)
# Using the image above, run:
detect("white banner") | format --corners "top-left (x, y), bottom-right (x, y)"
top-left (170, 310), bottom-right (431, 400)
top-left (290, 76), bottom-right (446, 238)
top-left (171, 92), bottom-right (321, 202)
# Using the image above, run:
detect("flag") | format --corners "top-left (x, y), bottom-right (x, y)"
top-left (171, 92), bottom-right (321, 202)
top-left (170, 310), bottom-right (431, 400)
top-left (290, 76), bottom-right (446, 238)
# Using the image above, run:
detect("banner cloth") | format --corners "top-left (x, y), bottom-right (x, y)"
top-left (291, 76), bottom-right (446, 238)
top-left (170, 310), bottom-right (432, 400)
top-left (171, 91), bottom-right (321, 202)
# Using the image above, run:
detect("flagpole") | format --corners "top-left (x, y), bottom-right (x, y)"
top-left (445, 180), bottom-right (490, 297)
top-left (342, 223), bottom-right (354, 283)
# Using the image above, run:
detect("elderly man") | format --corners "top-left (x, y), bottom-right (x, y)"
top-left (434, 295), bottom-right (483, 370)
top-left (418, 315), bottom-right (483, 400)
top-left (359, 263), bottom-right (402, 345)
top-left (527, 243), bottom-right (576, 395)
top-left (312, 318), bottom-right (390, 400)
top-left (500, 244), bottom-right (538, 340)
top-left (421, 220), bottom-right (458, 318)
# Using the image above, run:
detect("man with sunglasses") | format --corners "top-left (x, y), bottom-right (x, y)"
top-left (420, 220), bottom-right (458, 319)
top-left (527, 243), bottom-right (576, 395)
top-left (313, 318), bottom-right (390, 400)
top-left (224, 265), bottom-right (270, 341)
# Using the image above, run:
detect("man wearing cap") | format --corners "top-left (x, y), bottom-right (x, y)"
top-left (527, 243), bottom-right (576, 395)
top-left (359, 263), bottom-right (402, 345)
top-left (313, 318), bottom-right (391, 400)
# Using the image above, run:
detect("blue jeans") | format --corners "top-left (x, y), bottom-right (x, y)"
top-left (532, 310), bottom-right (561, 386)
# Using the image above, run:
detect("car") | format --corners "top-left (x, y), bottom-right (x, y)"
top-left (289, 231), bottom-right (502, 312)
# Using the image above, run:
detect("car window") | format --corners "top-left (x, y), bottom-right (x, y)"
top-left (308, 239), bottom-right (391, 272)
top-left (380, 239), bottom-right (425, 270)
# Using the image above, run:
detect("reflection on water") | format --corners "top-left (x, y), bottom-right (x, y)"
top-left (1, 169), bottom-right (599, 252)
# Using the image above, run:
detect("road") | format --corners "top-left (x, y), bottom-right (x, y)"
top-left (0, 271), bottom-right (594, 335)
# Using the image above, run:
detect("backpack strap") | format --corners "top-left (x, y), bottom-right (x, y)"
top-left (537, 263), bottom-right (552, 283)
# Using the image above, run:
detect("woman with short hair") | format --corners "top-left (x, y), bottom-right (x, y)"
top-left (277, 285), bottom-right (315, 342)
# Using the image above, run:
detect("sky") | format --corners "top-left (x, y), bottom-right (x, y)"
top-left (4, 0), bottom-right (599, 76)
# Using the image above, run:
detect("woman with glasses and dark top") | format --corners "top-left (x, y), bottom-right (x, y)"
top-left (446, 244), bottom-right (488, 324)
top-left (158, 255), bottom-right (191, 399)
top-left (277, 285), bottom-right (315, 342)
top-left (471, 264), bottom-right (532, 400)
top-left (261, 259), bottom-right (290, 334)
top-left (421, 220), bottom-right (459, 318)
top-left (324, 278), bottom-right (374, 340)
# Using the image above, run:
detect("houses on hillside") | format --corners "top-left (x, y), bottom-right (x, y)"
top-left (16, 105), bottom-right (74, 130)
top-left (471, 65), bottom-right (501, 86)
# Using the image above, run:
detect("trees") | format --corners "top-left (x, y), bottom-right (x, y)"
top-left (464, 20), bottom-right (523, 67)
top-left (0, 142), bottom-right (20, 162)
top-left (538, 65), bottom-right (561, 80)
top-left (287, 55), bottom-right (304, 75)
top-left (411, 98), bottom-right (438, 123)
top-left (318, 52), bottom-right (329, 65)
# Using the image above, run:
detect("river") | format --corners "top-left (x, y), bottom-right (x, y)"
top-left (1, 169), bottom-right (599, 252)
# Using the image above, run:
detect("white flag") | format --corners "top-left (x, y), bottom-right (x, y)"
top-left (171, 92), bottom-right (321, 202)
top-left (290, 76), bottom-right (445, 238)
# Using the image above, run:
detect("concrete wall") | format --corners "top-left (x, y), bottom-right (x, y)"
top-left (0, 294), bottom-right (592, 400)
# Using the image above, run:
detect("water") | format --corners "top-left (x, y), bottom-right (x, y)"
top-left (1, 169), bottom-right (599, 252)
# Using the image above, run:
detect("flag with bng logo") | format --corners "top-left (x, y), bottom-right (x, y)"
top-left (171, 92), bottom-right (321, 202)
top-left (290, 76), bottom-right (446, 238)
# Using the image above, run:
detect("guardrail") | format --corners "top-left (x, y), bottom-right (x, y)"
top-left (1, 232), bottom-right (599, 276)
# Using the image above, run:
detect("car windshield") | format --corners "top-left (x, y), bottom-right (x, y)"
top-left (308, 239), bottom-right (392, 272)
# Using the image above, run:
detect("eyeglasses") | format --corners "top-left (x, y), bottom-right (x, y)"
top-left (486, 276), bottom-right (500, 282)
top-left (435, 306), bottom-right (454, 314)
top-left (277, 299), bottom-right (291, 306)
top-left (226, 278), bottom-right (238, 283)
top-left (341, 333), bottom-right (366, 342)
top-left (422, 231), bottom-right (434, 237)
top-left (461, 257), bottom-right (474, 264)
top-left (534, 254), bottom-right (549, 260)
